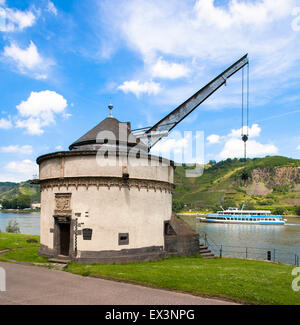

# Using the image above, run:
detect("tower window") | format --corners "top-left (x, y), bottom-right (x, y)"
top-left (82, 228), bottom-right (92, 240)
top-left (118, 233), bottom-right (129, 245)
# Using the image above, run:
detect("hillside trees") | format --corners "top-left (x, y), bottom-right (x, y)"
top-left (1, 194), bottom-right (31, 209)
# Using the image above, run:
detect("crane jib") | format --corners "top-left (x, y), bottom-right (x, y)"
top-left (144, 54), bottom-right (249, 150)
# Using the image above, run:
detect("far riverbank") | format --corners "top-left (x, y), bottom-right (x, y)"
top-left (0, 209), bottom-right (40, 213)
top-left (178, 212), bottom-right (300, 218)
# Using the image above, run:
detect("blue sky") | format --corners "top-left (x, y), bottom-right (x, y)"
top-left (0, 0), bottom-right (300, 182)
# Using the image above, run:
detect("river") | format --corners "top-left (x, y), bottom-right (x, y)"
top-left (192, 216), bottom-right (300, 265)
top-left (1, 211), bottom-right (299, 265)
top-left (0, 212), bottom-right (40, 235)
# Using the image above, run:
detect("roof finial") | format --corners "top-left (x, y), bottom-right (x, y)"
top-left (108, 103), bottom-right (113, 118)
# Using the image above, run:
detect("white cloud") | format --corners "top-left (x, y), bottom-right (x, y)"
top-left (150, 131), bottom-right (204, 164)
top-left (229, 123), bottom-right (261, 138)
top-left (0, 117), bottom-right (12, 129)
top-left (17, 90), bottom-right (67, 117)
top-left (55, 145), bottom-right (63, 150)
top-left (297, 145), bottom-right (300, 150)
top-left (151, 57), bottom-right (190, 79)
top-left (219, 138), bottom-right (278, 159)
top-left (4, 41), bottom-right (42, 69)
top-left (16, 90), bottom-right (68, 135)
top-left (0, 145), bottom-right (33, 154)
top-left (4, 159), bottom-right (38, 175)
top-left (107, 0), bottom-right (297, 63)
top-left (205, 124), bottom-right (278, 159)
top-left (194, 0), bottom-right (292, 29)
top-left (207, 134), bottom-right (221, 144)
top-left (16, 117), bottom-right (45, 136)
top-left (0, 173), bottom-right (28, 182)
top-left (118, 80), bottom-right (161, 97)
top-left (0, 4), bottom-right (36, 32)
top-left (3, 41), bottom-right (54, 79)
top-left (47, 1), bottom-right (58, 16)
top-left (102, 0), bottom-right (300, 106)
top-left (151, 136), bottom-right (189, 157)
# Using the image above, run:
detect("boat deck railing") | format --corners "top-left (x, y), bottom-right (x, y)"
top-left (198, 231), bottom-right (299, 266)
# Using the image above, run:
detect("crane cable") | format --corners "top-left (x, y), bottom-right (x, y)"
top-left (241, 63), bottom-right (249, 159)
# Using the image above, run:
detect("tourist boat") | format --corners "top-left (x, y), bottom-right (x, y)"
top-left (197, 207), bottom-right (286, 225)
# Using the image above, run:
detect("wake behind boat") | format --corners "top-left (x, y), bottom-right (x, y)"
top-left (197, 207), bottom-right (286, 225)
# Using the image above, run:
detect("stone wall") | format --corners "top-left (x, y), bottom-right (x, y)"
top-left (164, 215), bottom-right (199, 257)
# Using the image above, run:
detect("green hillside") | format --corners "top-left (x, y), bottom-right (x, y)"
top-left (1, 156), bottom-right (300, 214)
top-left (0, 181), bottom-right (40, 206)
top-left (174, 156), bottom-right (300, 215)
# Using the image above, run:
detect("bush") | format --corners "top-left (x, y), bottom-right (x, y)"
top-left (257, 201), bottom-right (269, 206)
top-left (273, 185), bottom-right (289, 193)
top-left (296, 206), bottom-right (300, 216)
top-left (6, 219), bottom-right (21, 233)
top-left (272, 207), bottom-right (285, 215)
top-left (240, 201), bottom-right (255, 210)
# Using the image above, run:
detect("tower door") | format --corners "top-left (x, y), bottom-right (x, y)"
top-left (59, 223), bottom-right (70, 256)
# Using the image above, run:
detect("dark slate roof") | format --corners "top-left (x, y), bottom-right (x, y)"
top-left (69, 117), bottom-right (142, 150)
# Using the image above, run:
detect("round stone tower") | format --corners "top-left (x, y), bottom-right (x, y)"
top-left (37, 109), bottom-right (175, 263)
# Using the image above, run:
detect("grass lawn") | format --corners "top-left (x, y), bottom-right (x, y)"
top-left (0, 247), bottom-right (48, 263)
top-left (0, 232), bottom-right (40, 250)
top-left (0, 232), bottom-right (299, 305)
top-left (66, 256), bottom-right (300, 305)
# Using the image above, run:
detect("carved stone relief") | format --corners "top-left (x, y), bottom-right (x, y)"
top-left (54, 193), bottom-right (72, 216)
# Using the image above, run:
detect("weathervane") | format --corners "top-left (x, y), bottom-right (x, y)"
top-left (108, 103), bottom-right (113, 118)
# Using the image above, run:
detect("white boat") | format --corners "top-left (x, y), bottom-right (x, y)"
top-left (197, 207), bottom-right (286, 225)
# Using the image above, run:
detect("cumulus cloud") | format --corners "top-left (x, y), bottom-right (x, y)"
top-left (207, 134), bottom-right (221, 144)
top-left (0, 145), bottom-right (33, 154)
top-left (151, 134), bottom-right (190, 157)
top-left (4, 159), bottom-right (38, 175)
top-left (228, 123), bottom-right (261, 138)
top-left (213, 123), bottom-right (278, 159)
top-left (151, 57), bottom-right (190, 79)
top-left (297, 145), bottom-right (300, 150)
top-left (15, 90), bottom-right (68, 135)
top-left (150, 131), bottom-right (204, 164)
top-left (118, 80), bottom-right (161, 97)
top-left (219, 138), bottom-right (278, 159)
top-left (3, 41), bottom-right (54, 79)
top-left (203, 124), bottom-right (278, 159)
top-left (0, 117), bottom-right (12, 129)
top-left (0, 3), bottom-right (36, 32)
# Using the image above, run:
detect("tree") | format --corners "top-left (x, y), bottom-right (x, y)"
top-left (295, 206), bottom-right (300, 216)
top-left (1, 199), bottom-right (11, 209)
top-left (1, 195), bottom-right (31, 210)
top-left (172, 200), bottom-right (184, 213)
top-left (222, 199), bottom-right (236, 210)
top-left (6, 219), bottom-right (20, 233)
